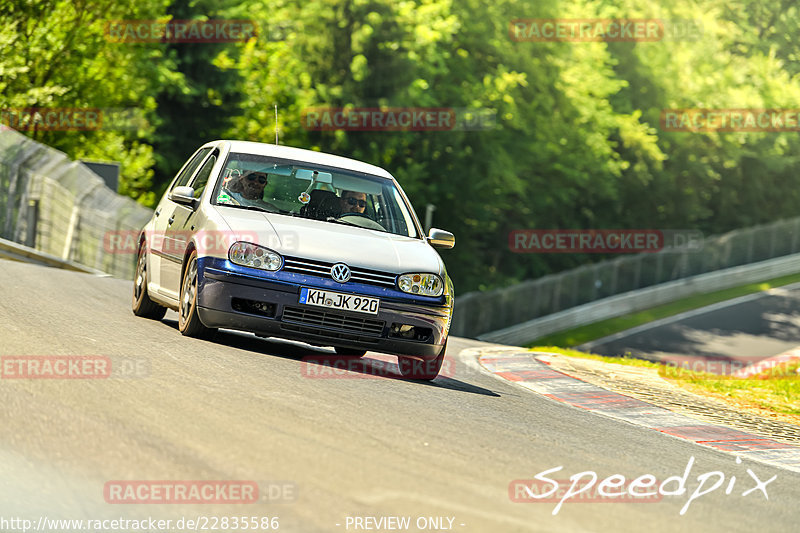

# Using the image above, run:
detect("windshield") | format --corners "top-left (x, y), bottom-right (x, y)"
top-left (211, 152), bottom-right (419, 238)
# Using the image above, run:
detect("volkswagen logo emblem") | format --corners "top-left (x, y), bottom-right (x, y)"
top-left (330, 263), bottom-right (351, 283)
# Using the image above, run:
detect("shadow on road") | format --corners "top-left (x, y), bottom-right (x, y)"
top-left (158, 318), bottom-right (500, 397)
top-left (590, 290), bottom-right (800, 363)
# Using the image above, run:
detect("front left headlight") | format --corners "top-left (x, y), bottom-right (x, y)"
top-left (397, 273), bottom-right (443, 297)
top-left (229, 242), bottom-right (282, 271)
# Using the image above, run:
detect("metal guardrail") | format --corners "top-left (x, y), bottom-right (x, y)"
top-left (475, 253), bottom-right (800, 346)
top-left (0, 128), bottom-right (153, 278)
top-left (0, 237), bottom-right (108, 275)
top-left (451, 217), bottom-right (800, 339)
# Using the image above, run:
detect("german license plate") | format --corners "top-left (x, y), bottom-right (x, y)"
top-left (299, 288), bottom-right (380, 315)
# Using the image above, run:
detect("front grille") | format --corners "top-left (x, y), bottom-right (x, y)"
top-left (281, 306), bottom-right (385, 337)
top-left (282, 256), bottom-right (397, 288)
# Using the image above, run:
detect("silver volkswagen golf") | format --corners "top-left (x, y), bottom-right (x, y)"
top-left (132, 140), bottom-right (455, 380)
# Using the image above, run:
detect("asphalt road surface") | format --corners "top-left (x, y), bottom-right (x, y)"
top-left (582, 285), bottom-right (800, 370)
top-left (1, 259), bottom-right (798, 532)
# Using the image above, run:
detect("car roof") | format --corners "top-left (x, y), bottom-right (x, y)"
top-left (212, 140), bottom-right (395, 180)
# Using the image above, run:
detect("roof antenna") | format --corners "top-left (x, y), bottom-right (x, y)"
top-left (274, 104), bottom-right (279, 145)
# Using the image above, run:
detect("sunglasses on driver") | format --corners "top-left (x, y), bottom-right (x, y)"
top-left (345, 197), bottom-right (367, 208)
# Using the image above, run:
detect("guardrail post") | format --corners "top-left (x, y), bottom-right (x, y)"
top-left (25, 199), bottom-right (38, 248)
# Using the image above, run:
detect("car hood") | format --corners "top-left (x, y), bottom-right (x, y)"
top-left (214, 206), bottom-right (444, 274)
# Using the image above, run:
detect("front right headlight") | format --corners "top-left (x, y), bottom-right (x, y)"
top-left (229, 242), bottom-right (282, 271)
top-left (397, 273), bottom-right (443, 297)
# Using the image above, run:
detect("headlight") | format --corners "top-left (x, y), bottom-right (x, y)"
top-left (397, 273), bottom-right (443, 297)
top-left (229, 242), bottom-right (282, 271)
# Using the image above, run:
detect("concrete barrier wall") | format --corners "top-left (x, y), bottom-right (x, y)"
top-left (475, 253), bottom-right (800, 345)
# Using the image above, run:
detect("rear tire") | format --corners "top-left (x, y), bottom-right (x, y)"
top-left (334, 347), bottom-right (367, 357)
top-left (397, 340), bottom-right (447, 381)
top-left (178, 251), bottom-right (217, 339)
top-left (132, 243), bottom-right (167, 320)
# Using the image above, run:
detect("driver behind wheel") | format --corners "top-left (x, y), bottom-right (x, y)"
top-left (340, 190), bottom-right (367, 215)
top-left (223, 171), bottom-right (278, 210)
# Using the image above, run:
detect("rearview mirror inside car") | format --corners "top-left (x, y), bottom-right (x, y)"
top-left (295, 168), bottom-right (333, 183)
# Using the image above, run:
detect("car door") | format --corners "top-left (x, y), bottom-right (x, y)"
top-left (153, 147), bottom-right (212, 299)
top-left (159, 148), bottom-right (219, 299)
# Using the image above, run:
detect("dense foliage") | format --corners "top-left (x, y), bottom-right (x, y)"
top-left (3, 0), bottom-right (800, 292)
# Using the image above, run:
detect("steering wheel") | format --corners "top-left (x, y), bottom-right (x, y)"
top-left (337, 213), bottom-right (386, 231)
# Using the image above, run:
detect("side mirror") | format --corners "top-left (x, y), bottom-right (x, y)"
top-left (169, 186), bottom-right (197, 208)
top-left (427, 228), bottom-right (455, 249)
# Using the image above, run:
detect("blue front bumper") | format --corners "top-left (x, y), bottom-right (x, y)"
top-left (195, 257), bottom-right (453, 359)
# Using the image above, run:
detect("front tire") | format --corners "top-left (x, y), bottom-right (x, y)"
top-left (397, 340), bottom-right (447, 381)
top-left (132, 243), bottom-right (167, 320)
top-left (178, 251), bottom-right (217, 339)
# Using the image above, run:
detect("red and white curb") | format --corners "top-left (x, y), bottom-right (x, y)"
top-left (460, 347), bottom-right (800, 473)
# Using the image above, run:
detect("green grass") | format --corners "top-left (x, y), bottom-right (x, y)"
top-left (531, 346), bottom-right (662, 368)
top-left (528, 272), bottom-right (800, 347)
top-left (531, 346), bottom-right (800, 422)
top-left (664, 361), bottom-right (800, 418)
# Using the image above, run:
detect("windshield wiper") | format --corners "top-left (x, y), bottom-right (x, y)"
top-left (217, 203), bottom-right (273, 214)
top-left (324, 217), bottom-right (388, 233)
top-left (219, 203), bottom-right (305, 218)
top-left (324, 217), bottom-right (361, 227)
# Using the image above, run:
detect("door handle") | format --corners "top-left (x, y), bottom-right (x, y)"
top-left (168, 216), bottom-right (175, 225)
top-left (155, 208), bottom-right (161, 217)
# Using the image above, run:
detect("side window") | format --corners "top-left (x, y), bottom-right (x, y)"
top-left (171, 148), bottom-right (212, 191)
top-left (191, 152), bottom-right (218, 198)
